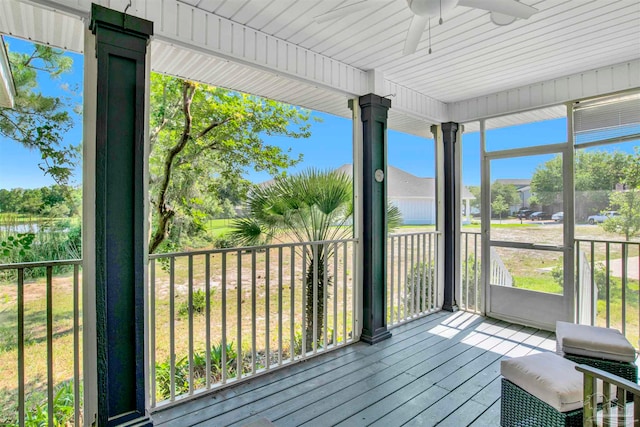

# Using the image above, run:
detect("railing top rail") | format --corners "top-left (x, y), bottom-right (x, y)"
top-left (460, 230), bottom-right (481, 235)
top-left (388, 231), bottom-right (441, 238)
top-left (575, 238), bottom-right (640, 245)
top-left (0, 259), bottom-right (82, 270)
top-left (149, 238), bottom-right (358, 259)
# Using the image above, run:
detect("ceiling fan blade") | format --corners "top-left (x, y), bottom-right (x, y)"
top-left (457, 0), bottom-right (538, 19)
top-left (314, 1), bottom-right (377, 23)
top-left (403, 15), bottom-right (428, 55)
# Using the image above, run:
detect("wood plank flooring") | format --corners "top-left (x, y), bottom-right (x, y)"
top-left (153, 311), bottom-right (556, 427)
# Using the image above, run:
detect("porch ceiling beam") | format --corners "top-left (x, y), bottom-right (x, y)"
top-left (19, 0), bottom-right (448, 125)
top-left (448, 59), bottom-right (640, 124)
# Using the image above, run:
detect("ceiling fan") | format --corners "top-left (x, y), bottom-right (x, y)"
top-left (315, 0), bottom-right (539, 55)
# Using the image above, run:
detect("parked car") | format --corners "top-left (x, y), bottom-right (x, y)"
top-left (530, 211), bottom-right (551, 220)
top-left (587, 211), bottom-right (619, 225)
top-left (516, 209), bottom-right (534, 219)
top-left (551, 212), bottom-right (564, 222)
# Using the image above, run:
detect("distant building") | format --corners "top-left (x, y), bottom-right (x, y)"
top-left (494, 178), bottom-right (531, 214)
top-left (334, 164), bottom-right (476, 225)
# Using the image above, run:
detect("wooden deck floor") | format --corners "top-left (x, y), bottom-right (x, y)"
top-left (153, 311), bottom-right (556, 427)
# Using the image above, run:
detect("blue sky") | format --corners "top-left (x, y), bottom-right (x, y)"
top-left (0, 37), bottom-right (633, 191)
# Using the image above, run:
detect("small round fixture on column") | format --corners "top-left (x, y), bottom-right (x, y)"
top-left (374, 169), bottom-right (385, 183)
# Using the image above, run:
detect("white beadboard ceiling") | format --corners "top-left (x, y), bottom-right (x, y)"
top-left (1, 0), bottom-right (639, 137)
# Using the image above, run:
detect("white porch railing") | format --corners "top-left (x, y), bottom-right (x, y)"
top-left (386, 231), bottom-right (440, 328)
top-left (575, 239), bottom-right (639, 347)
top-left (148, 238), bottom-right (358, 409)
top-left (461, 231), bottom-right (481, 313)
top-left (0, 259), bottom-right (83, 427)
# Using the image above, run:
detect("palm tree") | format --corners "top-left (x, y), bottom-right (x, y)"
top-left (231, 168), bottom-right (401, 352)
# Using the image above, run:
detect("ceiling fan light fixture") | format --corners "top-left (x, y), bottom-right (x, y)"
top-left (490, 11), bottom-right (517, 26)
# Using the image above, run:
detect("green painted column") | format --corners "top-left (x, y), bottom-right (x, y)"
top-left (359, 94), bottom-right (392, 344)
top-left (89, 5), bottom-right (153, 426)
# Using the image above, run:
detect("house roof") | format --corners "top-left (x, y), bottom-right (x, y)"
top-left (494, 179), bottom-right (531, 188)
top-left (334, 164), bottom-right (474, 200)
top-left (0, 36), bottom-right (15, 109)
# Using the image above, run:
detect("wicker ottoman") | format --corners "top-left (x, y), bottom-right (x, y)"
top-left (501, 352), bottom-right (600, 427)
top-left (555, 321), bottom-right (637, 384)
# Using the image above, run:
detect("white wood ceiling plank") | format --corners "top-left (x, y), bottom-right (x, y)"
top-left (417, 20), bottom-right (639, 98)
top-left (381, 0), bottom-right (609, 78)
top-left (268, 1), bottom-right (335, 40)
top-left (195, 0), bottom-right (226, 13)
top-left (242, 0), bottom-right (300, 32)
top-left (393, 8), bottom-right (639, 99)
top-left (435, 35), bottom-right (639, 101)
top-left (214, 0), bottom-right (250, 19)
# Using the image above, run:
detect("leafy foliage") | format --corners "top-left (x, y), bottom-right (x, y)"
top-left (601, 148), bottom-right (640, 240)
top-left (1, 43), bottom-right (78, 184)
top-left (531, 150), bottom-right (632, 218)
top-left (148, 74), bottom-right (313, 253)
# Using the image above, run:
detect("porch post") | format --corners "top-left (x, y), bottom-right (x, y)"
top-left (358, 93), bottom-right (392, 344)
top-left (88, 5), bottom-right (153, 426)
top-left (441, 122), bottom-right (460, 312)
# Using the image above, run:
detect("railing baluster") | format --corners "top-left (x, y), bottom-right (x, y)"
top-left (351, 240), bottom-right (356, 340)
top-left (188, 255), bottom-right (194, 395)
top-left (290, 247), bottom-right (295, 361)
top-left (221, 252), bottom-right (227, 384)
top-left (621, 243), bottom-right (627, 336)
top-left (465, 232), bottom-right (469, 310)
top-left (312, 244), bottom-right (318, 354)
top-left (251, 249), bottom-right (257, 374)
top-left (590, 241), bottom-right (596, 326)
top-left (73, 264), bottom-right (81, 424)
top-left (410, 234), bottom-right (415, 317)
top-left (46, 266), bottom-right (53, 427)
top-left (403, 235), bottom-right (408, 322)
top-left (150, 259), bottom-right (156, 406)
top-left (169, 257), bottom-right (175, 401)
top-left (397, 236), bottom-right (402, 321)
top-left (605, 242), bottom-right (610, 328)
top-left (323, 242), bottom-right (328, 351)
top-left (17, 268), bottom-right (25, 427)
top-left (205, 254), bottom-right (211, 389)
top-left (333, 242), bottom-right (338, 346)
top-left (428, 233), bottom-right (433, 312)
top-left (265, 248), bottom-right (270, 370)
top-left (237, 250), bottom-right (243, 379)
top-left (278, 247), bottom-right (283, 365)
top-left (389, 236), bottom-right (395, 325)
top-left (302, 245), bottom-right (307, 355)
top-left (617, 386), bottom-right (626, 425)
top-left (342, 242), bottom-right (347, 345)
top-left (474, 233), bottom-right (479, 313)
top-left (421, 233), bottom-right (426, 314)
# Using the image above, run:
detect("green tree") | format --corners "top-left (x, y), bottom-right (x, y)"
top-left (148, 74), bottom-right (312, 253)
top-left (602, 149), bottom-right (640, 240)
top-left (491, 183), bottom-right (519, 214)
top-left (491, 194), bottom-right (509, 223)
top-left (1, 43), bottom-right (78, 184)
top-left (230, 168), bottom-right (402, 351)
top-left (531, 151), bottom-right (630, 218)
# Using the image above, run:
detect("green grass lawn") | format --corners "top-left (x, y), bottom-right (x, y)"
top-left (204, 218), bottom-right (235, 238)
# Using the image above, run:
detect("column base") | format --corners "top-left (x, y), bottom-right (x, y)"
top-left (360, 329), bottom-right (392, 345)
top-left (442, 303), bottom-right (459, 312)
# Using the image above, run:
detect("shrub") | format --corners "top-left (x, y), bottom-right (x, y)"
top-left (177, 289), bottom-right (212, 317)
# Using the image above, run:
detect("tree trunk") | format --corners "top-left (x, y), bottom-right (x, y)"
top-left (304, 255), bottom-right (329, 353)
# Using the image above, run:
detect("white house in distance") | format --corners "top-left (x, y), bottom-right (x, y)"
top-left (335, 164), bottom-right (475, 225)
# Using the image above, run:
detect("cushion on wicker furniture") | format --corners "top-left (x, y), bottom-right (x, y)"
top-left (501, 352), bottom-right (600, 412)
top-left (556, 321), bottom-right (636, 363)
